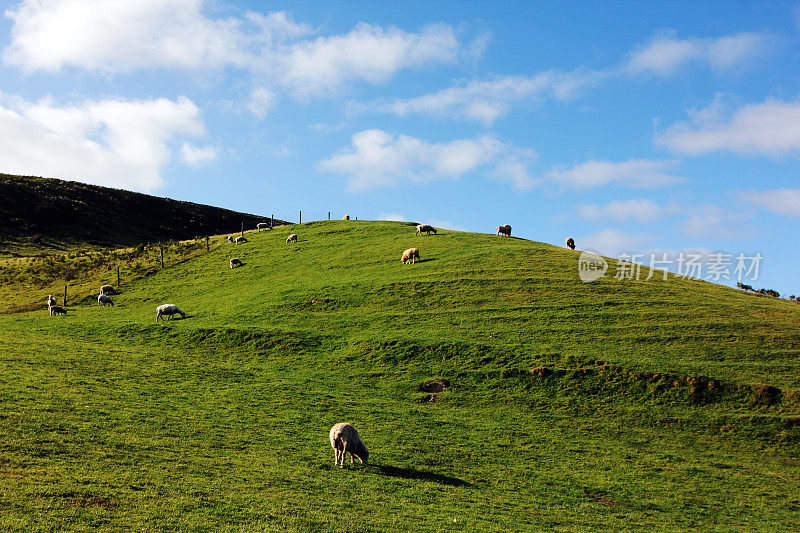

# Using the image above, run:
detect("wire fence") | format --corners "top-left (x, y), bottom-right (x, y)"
top-left (263, 211), bottom-right (360, 225)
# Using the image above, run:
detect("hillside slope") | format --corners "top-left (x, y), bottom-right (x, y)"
top-left (39, 219), bottom-right (798, 390)
top-left (2, 220), bottom-right (800, 530)
top-left (0, 174), bottom-right (286, 254)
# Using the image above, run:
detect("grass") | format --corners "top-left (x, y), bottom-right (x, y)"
top-left (0, 235), bottom-right (232, 314)
top-left (1, 220), bottom-right (799, 531)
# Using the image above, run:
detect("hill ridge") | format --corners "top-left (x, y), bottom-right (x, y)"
top-left (0, 173), bottom-right (287, 254)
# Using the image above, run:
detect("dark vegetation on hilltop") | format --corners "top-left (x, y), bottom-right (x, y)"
top-left (0, 173), bottom-right (286, 254)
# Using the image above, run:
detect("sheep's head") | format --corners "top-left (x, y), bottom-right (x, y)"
top-left (354, 442), bottom-right (369, 464)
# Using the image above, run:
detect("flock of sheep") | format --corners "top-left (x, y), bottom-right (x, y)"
top-left (45, 283), bottom-right (186, 322)
top-left (42, 218), bottom-right (578, 467)
top-left (45, 221), bottom-right (577, 322)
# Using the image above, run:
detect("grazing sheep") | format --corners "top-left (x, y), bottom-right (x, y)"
top-left (416, 224), bottom-right (437, 236)
top-left (49, 305), bottom-right (67, 316)
top-left (286, 234), bottom-right (298, 243)
top-left (97, 294), bottom-right (114, 307)
top-left (401, 247), bottom-right (420, 264)
top-left (329, 422), bottom-right (369, 468)
top-left (342, 215), bottom-right (350, 220)
top-left (256, 222), bottom-right (270, 231)
top-left (230, 258), bottom-right (242, 269)
top-left (156, 304), bottom-right (186, 322)
top-left (496, 224), bottom-right (512, 237)
top-left (100, 284), bottom-right (116, 295)
top-left (46, 294), bottom-right (56, 307)
top-left (227, 235), bottom-right (234, 243)
top-left (234, 236), bottom-right (248, 244)
top-left (565, 237), bottom-right (576, 250)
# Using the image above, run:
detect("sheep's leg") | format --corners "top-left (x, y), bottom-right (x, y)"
top-left (333, 448), bottom-right (339, 466)
top-left (341, 443), bottom-right (348, 468)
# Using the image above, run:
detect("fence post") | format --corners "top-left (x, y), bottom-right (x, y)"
top-left (206, 235), bottom-right (210, 252)
top-left (160, 246), bottom-right (164, 269)
top-left (271, 214), bottom-right (274, 228)
top-left (241, 221), bottom-right (244, 237)
top-left (117, 266), bottom-right (120, 288)
top-left (64, 284), bottom-right (67, 306)
top-left (299, 210), bottom-right (302, 224)
top-left (328, 211), bottom-right (330, 220)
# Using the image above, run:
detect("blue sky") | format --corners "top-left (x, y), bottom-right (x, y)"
top-left (1, 1), bottom-right (799, 294)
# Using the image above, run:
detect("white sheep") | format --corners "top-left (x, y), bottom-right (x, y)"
top-left (329, 422), bottom-right (369, 468)
top-left (234, 236), bottom-right (248, 244)
top-left (342, 215), bottom-right (350, 220)
top-left (100, 284), bottom-right (116, 295)
top-left (46, 294), bottom-right (56, 307)
top-left (156, 304), bottom-right (186, 322)
top-left (257, 222), bottom-right (270, 231)
top-left (416, 224), bottom-right (437, 236)
top-left (565, 237), bottom-right (576, 250)
top-left (97, 294), bottom-right (115, 307)
top-left (401, 247), bottom-right (420, 264)
top-left (227, 235), bottom-right (234, 243)
top-left (230, 258), bottom-right (242, 268)
top-left (496, 224), bottom-right (512, 237)
top-left (49, 305), bottom-right (67, 316)
top-left (286, 234), bottom-right (298, 243)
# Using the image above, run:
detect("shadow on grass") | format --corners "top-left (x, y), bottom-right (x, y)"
top-left (158, 314), bottom-right (194, 321)
top-left (370, 464), bottom-right (471, 486)
top-left (414, 258), bottom-right (436, 264)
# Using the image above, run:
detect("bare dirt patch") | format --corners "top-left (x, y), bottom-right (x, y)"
top-left (68, 494), bottom-right (118, 508)
top-left (419, 379), bottom-right (450, 393)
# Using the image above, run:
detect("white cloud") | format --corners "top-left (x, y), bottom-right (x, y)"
top-left (247, 87), bottom-right (275, 119)
top-left (490, 156), bottom-right (539, 191)
top-left (3, 0), bottom-right (256, 72)
top-left (319, 129), bottom-right (533, 192)
top-left (576, 199), bottom-right (678, 222)
top-left (277, 23), bottom-right (459, 98)
top-left (578, 229), bottom-right (653, 258)
top-left (657, 96), bottom-right (800, 157)
top-left (425, 218), bottom-right (466, 232)
top-left (358, 70), bottom-right (606, 125)
top-left (377, 213), bottom-right (465, 231)
top-left (0, 93), bottom-right (205, 191)
top-left (680, 205), bottom-right (753, 239)
top-left (266, 139), bottom-right (294, 159)
top-left (547, 159), bottom-right (686, 190)
top-left (3, 1), bottom-right (461, 99)
top-left (355, 29), bottom-right (769, 125)
top-left (626, 31), bottom-right (772, 76)
top-left (181, 142), bottom-right (217, 166)
top-left (740, 187), bottom-right (800, 217)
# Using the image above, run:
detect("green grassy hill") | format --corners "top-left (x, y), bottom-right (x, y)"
top-left (2, 221), bottom-right (799, 531)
